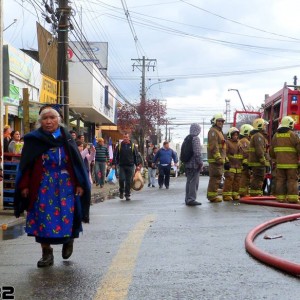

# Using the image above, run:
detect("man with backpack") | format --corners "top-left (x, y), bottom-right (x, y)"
top-left (181, 123), bottom-right (203, 206)
top-left (153, 141), bottom-right (178, 189)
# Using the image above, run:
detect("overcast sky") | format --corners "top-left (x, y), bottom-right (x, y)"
top-left (4, 0), bottom-right (300, 142)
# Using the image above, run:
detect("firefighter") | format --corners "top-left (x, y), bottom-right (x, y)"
top-left (248, 118), bottom-right (270, 196)
top-left (238, 124), bottom-right (253, 197)
top-left (223, 127), bottom-right (243, 201)
top-left (207, 113), bottom-right (226, 202)
top-left (270, 116), bottom-right (300, 203)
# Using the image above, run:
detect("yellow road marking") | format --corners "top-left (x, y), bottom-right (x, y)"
top-left (94, 214), bottom-right (156, 300)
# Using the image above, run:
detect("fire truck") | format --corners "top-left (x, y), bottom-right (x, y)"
top-left (263, 82), bottom-right (300, 140)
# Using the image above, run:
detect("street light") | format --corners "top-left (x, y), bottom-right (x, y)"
top-left (146, 78), bottom-right (175, 93)
top-left (228, 88), bottom-right (246, 111)
top-left (4, 19), bottom-right (17, 32)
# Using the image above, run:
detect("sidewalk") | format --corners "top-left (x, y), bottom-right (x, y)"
top-left (0, 183), bottom-right (119, 228)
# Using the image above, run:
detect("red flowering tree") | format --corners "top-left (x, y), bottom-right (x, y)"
top-left (117, 99), bottom-right (167, 154)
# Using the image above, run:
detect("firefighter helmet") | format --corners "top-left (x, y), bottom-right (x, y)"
top-left (252, 118), bottom-right (268, 130)
top-left (239, 124), bottom-right (253, 137)
top-left (211, 113), bottom-right (225, 125)
top-left (227, 127), bottom-right (239, 139)
top-left (281, 116), bottom-right (295, 129)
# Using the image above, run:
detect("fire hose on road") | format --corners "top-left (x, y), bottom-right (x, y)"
top-left (241, 196), bottom-right (300, 276)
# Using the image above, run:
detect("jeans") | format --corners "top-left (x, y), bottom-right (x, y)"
top-left (119, 165), bottom-right (134, 196)
top-left (94, 161), bottom-right (107, 186)
top-left (185, 168), bottom-right (200, 204)
top-left (158, 164), bottom-right (171, 187)
top-left (148, 168), bottom-right (157, 186)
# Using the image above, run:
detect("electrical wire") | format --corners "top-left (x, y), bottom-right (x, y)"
top-left (179, 0), bottom-right (300, 41)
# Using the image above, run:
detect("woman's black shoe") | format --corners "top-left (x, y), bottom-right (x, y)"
top-left (62, 239), bottom-right (74, 259)
top-left (37, 247), bottom-right (54, 268)
top-left (186, 200), bottom-right (202, 206)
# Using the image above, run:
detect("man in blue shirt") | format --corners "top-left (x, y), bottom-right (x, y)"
top-left (153, 141), bottom-right (178, 189)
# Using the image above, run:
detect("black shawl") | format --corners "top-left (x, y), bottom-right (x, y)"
top-left (14, 126), bottom-right (91, 223)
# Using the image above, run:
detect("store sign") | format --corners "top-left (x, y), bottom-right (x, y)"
top-left (3, 84), bottom-right (20, 106)
top-left (40, 75), bottom-right (58, 104)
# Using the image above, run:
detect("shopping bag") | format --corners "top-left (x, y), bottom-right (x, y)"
top-left (132, 170), bottom-right (144, 191)
top-left (107, 169), bottom-right (117, 184)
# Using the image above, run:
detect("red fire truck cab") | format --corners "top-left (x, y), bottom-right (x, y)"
top-left (264, 82), bottom-right (300, 139)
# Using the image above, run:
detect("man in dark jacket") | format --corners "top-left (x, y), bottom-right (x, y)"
top-left (184, 123), bottom-right (203, 206)
top-left (153, 141), bottom-right (178, 189)
top-left (113, 133), bottom-right (141, 201)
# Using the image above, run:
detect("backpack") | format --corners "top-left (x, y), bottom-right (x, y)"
top-left (180, 134), bottom-right (193, 163)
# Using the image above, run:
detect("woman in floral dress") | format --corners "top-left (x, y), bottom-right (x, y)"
top-left (14, 105), bottom-right (91, 268)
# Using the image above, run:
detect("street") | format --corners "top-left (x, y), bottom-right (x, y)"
top-left (1, 175), bottom-right (300, 300)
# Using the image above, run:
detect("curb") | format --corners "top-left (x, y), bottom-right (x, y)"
top-left (0, 185), bottom-right (119, 229)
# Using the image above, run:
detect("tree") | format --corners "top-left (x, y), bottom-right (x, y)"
top-left (117, 99), bottom-right (167, 154)
top-left (233, 104), bottom-right (262, 128)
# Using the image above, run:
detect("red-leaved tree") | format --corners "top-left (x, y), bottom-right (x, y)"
top-left (117, 99), bottom-right (167, 154)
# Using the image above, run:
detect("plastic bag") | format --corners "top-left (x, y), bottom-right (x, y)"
top-left (107, 169), bottom-right (117, 184)
top-left (132, 170), bottom-right (144, 191)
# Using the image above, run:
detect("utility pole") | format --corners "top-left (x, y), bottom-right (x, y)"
top-left (131, 56), bottom-right (156, 156)
top-left (0, 0), bottom-right (3, 210)
top-left (57, 0), bottom-right (71, 128)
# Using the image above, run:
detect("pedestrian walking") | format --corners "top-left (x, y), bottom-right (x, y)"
top-left (248, 118), bottom-right (270, 196)
top-left (238, 124), bottom-right (253, 197)
top-left (153, 141), bottom-right (178, 189)
top-left (94, 137), bottom-right (109, 188)
top-left (14, 105), bottom-right (91, 268)
top-left (3, 125), bottom-right (11, 153)
top-left (207, 113), bottom-right (226, 202)
top-left (270, 116), bottom-right (300, 203)
top-left (113, 133), bottom-right (141, 201)
top-left (146, 146), bottom-right (158, 187)
top-left (183, 123), bottom-right (203, 206)
top-left (222, 127), bottom-right (243, 201)
top-left (77, 141), bottom-right (96, 185)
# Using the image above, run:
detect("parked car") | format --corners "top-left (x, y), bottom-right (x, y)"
top-left (200, 159), bottom-right (209, 176)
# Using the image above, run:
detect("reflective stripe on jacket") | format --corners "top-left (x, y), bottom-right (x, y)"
top-left (207, 126), bottom-right (226, 163)
top-left (248, 131), bottom-right (269, 167)
top-left (238, 137), bottom-right (250, 165)
top-left (226, 139), bottom-right (242, 169)
top-left (270, 129), bottom-right (300, 169)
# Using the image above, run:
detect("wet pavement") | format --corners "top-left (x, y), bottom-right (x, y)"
top-left (0, 176), bottom-right (300, 300)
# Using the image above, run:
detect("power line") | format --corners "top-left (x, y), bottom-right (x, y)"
top-left (179, 0), bottom-right (300, 41)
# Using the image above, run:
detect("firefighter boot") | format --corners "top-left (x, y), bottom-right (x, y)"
top-left (223, 196), bottom-right (233, 201)
top-left (209, 196), bottom-right (222, 203)
top-left (37, 247), bottom-right (54, 268)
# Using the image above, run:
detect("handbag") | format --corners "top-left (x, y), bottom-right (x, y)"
top-left (132, 169), bottom-right (144, 191)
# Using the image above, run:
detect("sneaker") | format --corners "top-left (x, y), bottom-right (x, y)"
top-left (119, 193), bottom-right (124, 199)
top-left (152, 185), bottom-right (155, 188)
top-left (148, 183), bottom-right (151, 187)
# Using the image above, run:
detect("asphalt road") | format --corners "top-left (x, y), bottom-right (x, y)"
top-left (1, 175), bottom-right (300, 300)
